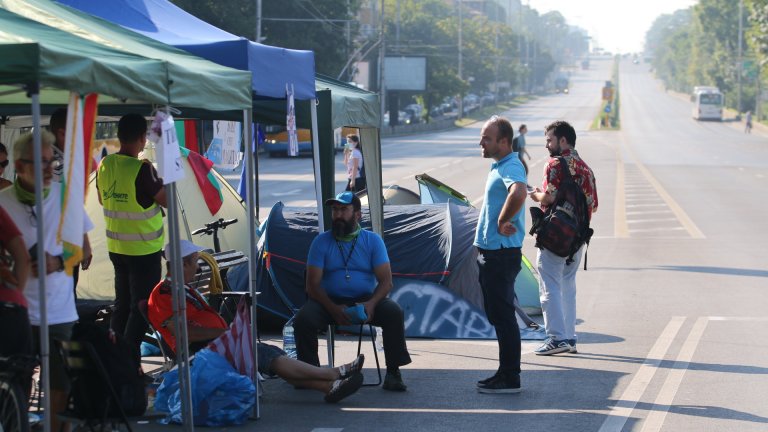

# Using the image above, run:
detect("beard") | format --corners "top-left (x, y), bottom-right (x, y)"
top-left (548, 145), bottom-right (561, 157)
top-left (332, 217), bottom-right (357, 237)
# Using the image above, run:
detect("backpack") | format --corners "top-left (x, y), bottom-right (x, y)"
top-left (69, 322), bottom-right (148, 417)
top-left (529, 157), bottom-right (594, 269)
top-left (512, 136), bottom-right (520, 152)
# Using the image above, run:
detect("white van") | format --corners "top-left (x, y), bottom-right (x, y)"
top-left (691, 87), bottom-right (723, 121)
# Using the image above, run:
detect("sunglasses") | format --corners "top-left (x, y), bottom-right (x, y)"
top-left (0, 160), bottom-right (8, 168)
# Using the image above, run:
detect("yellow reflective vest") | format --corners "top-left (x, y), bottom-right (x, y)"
top-left (98, 154), bottom-right (164, 255)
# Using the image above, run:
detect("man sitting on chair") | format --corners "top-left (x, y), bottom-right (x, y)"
top-left (294, 191), bottom-right (412, 391)
top-left (147, 240), bottom-right (365, 403)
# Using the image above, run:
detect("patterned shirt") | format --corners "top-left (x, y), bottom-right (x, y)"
top-left (541, 149), bottom-right (598, 220)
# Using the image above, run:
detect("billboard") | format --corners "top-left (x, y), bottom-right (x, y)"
top-left (384, 56), bottom-right (427, 91)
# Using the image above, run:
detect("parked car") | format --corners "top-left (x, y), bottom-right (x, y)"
top-left (404, 104), bottom-right (423, 124)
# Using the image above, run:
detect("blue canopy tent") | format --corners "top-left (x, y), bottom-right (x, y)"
top-left (58, 0), bottom-right (386, 239)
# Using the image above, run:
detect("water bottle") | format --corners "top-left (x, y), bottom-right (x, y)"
top-left (282, 316), bottom-right (297, 358)
top-left (374, 326), bottom-right (384, 352)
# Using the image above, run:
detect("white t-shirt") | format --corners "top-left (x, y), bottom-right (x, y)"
top-left (346, 148), bottom-right (363, 179)
top-left (0, 182), bottom-right (93, 325)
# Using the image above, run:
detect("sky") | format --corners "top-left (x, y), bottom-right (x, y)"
top-left (528, 0), bottom-right (699, 54)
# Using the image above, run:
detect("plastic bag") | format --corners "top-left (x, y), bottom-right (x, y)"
top-left (155, 348), bottom-right (255, 426)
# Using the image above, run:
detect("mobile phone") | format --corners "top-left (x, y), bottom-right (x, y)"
top-left (526, 185), bottom-right (534, 192)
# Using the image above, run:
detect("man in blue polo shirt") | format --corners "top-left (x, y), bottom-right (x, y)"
top-left (474, 115), bottom-right (528, 394)
top-left (294, 191), bottom-right (412, 391)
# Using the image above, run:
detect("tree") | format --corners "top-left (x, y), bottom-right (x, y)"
top-left (171, 0), bottom-right (360, 76)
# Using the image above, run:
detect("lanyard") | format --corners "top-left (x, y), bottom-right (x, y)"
top-left (335, 236), bottom-right (359, 282)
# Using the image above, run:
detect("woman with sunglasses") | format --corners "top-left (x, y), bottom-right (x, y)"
top-left (0, 142), bottom-right (11, 190)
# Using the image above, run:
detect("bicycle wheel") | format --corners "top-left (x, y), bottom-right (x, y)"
top-left (0, 378), bottom-right (29, 432)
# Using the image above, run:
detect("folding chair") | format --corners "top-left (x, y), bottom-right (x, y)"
top-left (326, 324), bottom-right (382, 387)
top-left (57, 340), bottom-right (161, 432)
top-left (137, 299), bottom-right (175, 375)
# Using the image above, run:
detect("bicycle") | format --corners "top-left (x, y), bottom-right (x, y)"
top-left (191, 218), bottom-right (241, 320)
top-left (191, 218), bottom-right (238, 254)
top-left (0, 353), bottom-right (38, 432)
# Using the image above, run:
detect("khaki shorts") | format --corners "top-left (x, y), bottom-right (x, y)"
top-left (32, 322), bottom-right (75, 392)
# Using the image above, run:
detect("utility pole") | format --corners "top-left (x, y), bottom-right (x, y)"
top-left (255, 0), bottom-right (262, 43)
top-left (396, 0), bottom-right (401, 53)
top-left (379, 0), bottom-right (386, 127)
top-left (738, 0), bottom-right (744, 114)
top-left (458, 0), bottom-right (463, 119)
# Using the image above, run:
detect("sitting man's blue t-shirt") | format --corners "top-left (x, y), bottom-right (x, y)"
top-left (306, 229), bottom-right (390, 300)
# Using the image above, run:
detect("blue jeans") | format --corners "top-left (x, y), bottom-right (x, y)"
top-left (477, 247), bottom-right (522, 375)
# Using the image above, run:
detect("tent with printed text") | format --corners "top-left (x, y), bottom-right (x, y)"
top-left (238, 201), bottom-right (543, 340)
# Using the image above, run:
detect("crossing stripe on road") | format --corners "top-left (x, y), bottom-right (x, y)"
top-left (597, 316), bottom-right (686, 432)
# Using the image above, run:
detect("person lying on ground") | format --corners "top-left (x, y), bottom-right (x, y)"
top-left (147, 240), bottom-right (365, 403)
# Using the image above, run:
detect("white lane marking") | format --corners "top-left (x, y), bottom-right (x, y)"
top-left (641, 317), bottom-right (708, 432)
top-left (311, 429), bottom-right (344, 432)
top-left (627, 218), bottom-right (679, 224)
top-left (615, 153), bottom-right (629, 238)
top-left (629, 227), bottom-right (687, 233)
top-left (271, 189), bottom-right (302, 197)
top-left (625, 210), bottom-right (674, 216)
top-left (626, 204), bottom-right (668, 208)
top-left (597, 317), bottom-right (686, 432)
top-left (343, 408), bottom-right (606, 414)
top-left (708, 316), bottom-right (768, 321)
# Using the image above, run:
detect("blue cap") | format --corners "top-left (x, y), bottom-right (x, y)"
top-left (325, 191), bottom-right (360, 209)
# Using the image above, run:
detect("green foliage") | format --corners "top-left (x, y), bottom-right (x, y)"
top-left (171, 0), bottom-right (358, 76)
top-left (647, 0), bottom-right (766, 113)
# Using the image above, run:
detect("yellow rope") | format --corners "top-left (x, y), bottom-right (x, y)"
top-left (198, 251), bottom-right (223, 295)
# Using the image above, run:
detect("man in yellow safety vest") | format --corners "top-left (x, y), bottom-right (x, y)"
top-left (97, 113), bottom-right (167, 360)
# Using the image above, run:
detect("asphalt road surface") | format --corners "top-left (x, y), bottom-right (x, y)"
top-left (164, 57), bottom-right (768, 432)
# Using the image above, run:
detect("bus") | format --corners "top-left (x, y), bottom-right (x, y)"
top-left (691, 87), bottom-right (723, 121)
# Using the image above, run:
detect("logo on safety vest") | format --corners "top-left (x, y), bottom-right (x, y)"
top-left (102, 181), bottom-right (129, 203)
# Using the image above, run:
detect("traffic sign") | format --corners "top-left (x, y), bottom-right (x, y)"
top-left (604, 103), bottom-right (612, 113)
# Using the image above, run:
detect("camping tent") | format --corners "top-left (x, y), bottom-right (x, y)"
top-left (57, 0), bottom-right (386, 237)
top-left (247, 202), bottom-right (541, 339)
top-left (78, 151), bottom-right (250, 300)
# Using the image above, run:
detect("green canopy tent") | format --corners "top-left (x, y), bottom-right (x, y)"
top-left (0, 5), bottom-right (255, 429)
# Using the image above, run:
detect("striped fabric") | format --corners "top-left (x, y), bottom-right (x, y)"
top-left (207, 297), bottom-right (254, 381)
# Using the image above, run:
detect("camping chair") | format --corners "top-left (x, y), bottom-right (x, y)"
top-left (137, 300), bottom-right (175, 376)
top-left (56, 340), bottom-right (161, 432)
top-left (327, 324), bottom-right (382, 387)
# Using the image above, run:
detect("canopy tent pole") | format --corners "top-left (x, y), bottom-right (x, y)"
top-left (310, 99), bottom-right (324, 231)
top-left (244, 108), bottom-right (260, 419)
top-left (29, 85), bottom-right (52, 432)
top-left (165, 106), bottom-right (194, 431)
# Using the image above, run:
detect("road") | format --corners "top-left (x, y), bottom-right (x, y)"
top-left (200, 57), bottom-right (768, 432)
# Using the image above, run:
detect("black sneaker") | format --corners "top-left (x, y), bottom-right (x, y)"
top-left (324, 372), bottom-right (364, 403)
top-left (382, 370), bottom-right (407, 392)
top-left (476, 370), bottom-right (500, 387)
top-left (477, 373), bottom-right (521, 394)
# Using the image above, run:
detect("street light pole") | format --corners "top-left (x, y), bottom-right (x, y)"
top-left (458, 0), bottom-right (463, 119)
top-left (738, 0), bottom-right (743, 114)
top-left (379, 0), bottom-right (386, 127)
top-left (255, 0), bottom-right (262, 43)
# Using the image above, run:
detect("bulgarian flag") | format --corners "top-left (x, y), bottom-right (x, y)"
top-left (181, 147), bottom-right (223, 215)
top-left (58, 92), bottom-right (98, 275)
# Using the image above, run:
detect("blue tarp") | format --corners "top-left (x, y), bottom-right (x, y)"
top-left (57, 0), bottom-right (316, 100)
